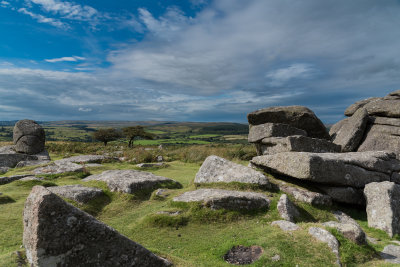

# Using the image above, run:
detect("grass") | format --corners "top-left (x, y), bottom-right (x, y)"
top-left (1, 144), bottom-right (399, 266)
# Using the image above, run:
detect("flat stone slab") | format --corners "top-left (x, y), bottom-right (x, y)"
top-left (271, 220), bottom-right (300, 231)
top-left (381, 245), bottom-right (400, 264)
top-left (173, 189), bottom-right (270, 211)
top-left (0, 175), bottom-right (33, 185)
top-left (83, 170), bottom-right (180, 194)
top-left (308, 227), bottom-right (341, 266)
top-left (136, 163), bottom-right (165, 168)
top-left (364, 181), bottom-right (400, 237)
top-left (47, 185), bottom-right (104, 204)
top-left (279, 184), bottom-right (332, 206)
top-left (33, 161), bottom-right (84, 175)
top-left (0, 146), bottom-right (38, 167)
top-left (251, 151), bottom-right (400, 188)
top-left (194, 155), bottom-right (271, 187)
top-left (248, 123), bottom-right (306, 143)
top-left (358, 121), bottom-right (400, 154)
top-left (344, 97), bottom-right (380, 116)
top-left (55, 155), bottom-right (106, 164)
top-left (23, 186), bottom-right (171, 266)
top-left (255, 135), bottom-right (340, 155)
top-left (19, 176), bottom-right (44, 181)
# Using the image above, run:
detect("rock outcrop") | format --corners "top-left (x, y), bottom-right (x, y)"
top-left (251, 151), bottom-right (400, 188)
top-left (23, 186), bottom-right (171, 266)
top-left (364, 181), bottom-right (400, 237)
top-left (33, 161), bottom-right (84, 175)
top-left (13, 119), bottom-right (45, 154)
top-left (248, 123), bottom-right (307, 143)
top-left (194, 155), bottom-right (271, 187)
top-left (83, 170), bottom-right (181, 194)
top-left (173, 189), bottom-right (270, 211)
top-left (0, 145), bottom-right (50, 168)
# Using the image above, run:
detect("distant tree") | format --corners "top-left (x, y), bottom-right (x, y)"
top-left (122, 126), bottom-right (154, 147)
top-left (92, 128), bottom-right (121, 146)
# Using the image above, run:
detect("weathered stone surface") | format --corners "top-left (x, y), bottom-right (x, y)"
top-left (55, 155), bottom-right (106, 164)
top-left (362, 99), bottom-right (400, 118)
top-left (0, 152), bottom-right (37, 168)
top-left (248, 123), bottom-right (306, 143)
top-left (19, 176), bottom-right (44, 181)
top-left (47, 185), bottom-right (103, 204)
top-left (0, 175), bottom-right (32, 185)
top-left (23, 186), bottom-right (171, 267)
top-left (247, 106), bottom-right (330, 139)
top-left (251, 151), bottom-right (400, 188)
top-left (13, 120), bottom-right (45, 154)
top-left (308, 227), bottom-right (341, 266)
top-left (279, 184), bottom-right (332, 206)
top-left (194, 155), bottom-right (271, 187)
top-left (277, 194), bottom-right (300, 222)
top-left (173, 189), bottom-right (270, 211)
top-left (255, 135), bottom-right (340, 155)
top-left (271, 220), bottom-right (300, 231)
top-left (381, 245), bottom-right (400, 264)
top-left (323, 221), bottom-right (366, 245)
top-left (15, 150), bottom-right (51, 167)
top-left (319, 186), bottom-right (365, 205)
top-left (33, 161), bottom-right (84, 175)
top-left (330, 108), bottom-right (369, 152)
top-left (136, 163), bottom-right (165, 168)
top-left (364, 181), bottom-right (400, 237)
top-left (83, 170), bottom-right (180, 194)
top-left (0, 167), bottom-right (9, 174)
top-left (344, 97), bottom-right (380, 116)
top-left (154, 189), bottom-right (172, 198)
top-left (358, 122), bottom-right (400, 153)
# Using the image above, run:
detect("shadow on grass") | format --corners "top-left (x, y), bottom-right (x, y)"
top-left (81, 193), bottom-right (112, 216)
top-left (0, 194), bottom-right (15, 204)
top-left (132, 181), bottom-right (183, 201)
top-left (14, 180), bottom-right (57, 188)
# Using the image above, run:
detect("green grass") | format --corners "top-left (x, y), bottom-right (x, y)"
top-left (1, 153), bottom-right (399, 266)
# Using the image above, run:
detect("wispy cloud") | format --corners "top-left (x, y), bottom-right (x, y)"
top-left (45, 56), bottom-right (85, 63)
top-left (266, 64), bottom-right (316, 86)
top-left (28, 0), bottom-right (99, 22)
top-left (18, 7), bottom-right (68, 29)
top-left (0, 1), bottom-right (10, 7)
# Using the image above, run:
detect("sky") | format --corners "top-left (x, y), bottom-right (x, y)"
top-left (0, 0), bottom-right (400, 123)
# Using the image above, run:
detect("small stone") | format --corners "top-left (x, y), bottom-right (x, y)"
top-left (277, 194), bottom-right (300, 222)
top-left (381, 245), bottom-right (400, 264)
top-left (271, 254), bottom-right (280, 261)
top-left (271, 220), bottom-right (300, 231)
top-left (308, 227), bottom-right (341, 266)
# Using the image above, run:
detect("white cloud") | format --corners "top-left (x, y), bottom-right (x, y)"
top-left (78, 107), bottom-right (92, 112)
top-left (29, 0), bottom-right (98, 22)
top-left (45, 56), bottom-right (85, 63)
top-left (266, 64), bottom-right (315, 86)
top-left (0, 1), bottom-right (10, 7)
top-left (18, 7), bottom-right (67, 28)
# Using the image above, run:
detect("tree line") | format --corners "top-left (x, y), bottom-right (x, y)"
top-left (92, 126), bottom-right (154, 146)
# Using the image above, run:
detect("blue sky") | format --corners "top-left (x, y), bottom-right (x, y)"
top-left (0, 0), bottom-right (399, 123)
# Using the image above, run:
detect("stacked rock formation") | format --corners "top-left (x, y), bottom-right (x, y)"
top-left (247, 103), bottom-right (400, 207)
top-left (0, 119), bottom-right (50, 170)
top-left (247, 106), bottom-right (341, 155)
top-left (331, 90), bottom-right (400, 154)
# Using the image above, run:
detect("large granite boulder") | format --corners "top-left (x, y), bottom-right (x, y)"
top-left (194, 155), bottom-right (272, 187)
top-left (47, 185), bottom-right (104, 204)
top-left (358, 117), bottom-right (400, 153)
top-left (364, 181), bottom-right (400, 237)
top-left (255, 135), bottom-right (340, 155)
top-left (83, 170), bottom-right (181, 194)
top-left (173, 189), bottom-right (270, 211)
top-left (248, 123), bottom-right (306, 143)
top-left (23, 186), bottom-right (171, 266)
top-left (330, 108), bottom-right (369, 152)
top-left (344, 97), bottom-right (380, 116)
top-left (277, 194), bottom-right (300, 222)
top-left (13, 120), bottom-right (45, 154)
top-left (247, 106), bottom-right (330, 139)
top-left (55, 155), bottom-right (107, 164)
top-left (251, 151), bottom-right (400, 188)
top-left (0, 145), bottom-right (50, 168)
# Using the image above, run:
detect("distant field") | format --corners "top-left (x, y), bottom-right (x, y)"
top-left (0, 121), bottom-right (248, 144)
